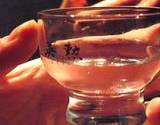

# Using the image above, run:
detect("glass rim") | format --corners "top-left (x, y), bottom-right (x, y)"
top-left (38, 6), bottom-right (160, 19)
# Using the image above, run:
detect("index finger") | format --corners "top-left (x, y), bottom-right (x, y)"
top-left (92, 0), bottom-right (141, 7)
top-left (0, 20), bottom-right (38, 76)
top-left (137, 0), bottom-right (160, 7)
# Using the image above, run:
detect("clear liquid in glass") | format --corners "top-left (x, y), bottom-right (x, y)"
top-left (41, 38), bottom-right (160, 95)
top-left (41, 37), bottom-right (160, 124)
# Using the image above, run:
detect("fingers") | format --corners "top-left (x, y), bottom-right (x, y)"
top-left (60, 0), bottom-right (88, 8)
top-left (92, 0), bottom-right (160, 7)
top-left (5, 58), bottom-right (42, 83)
top-left (4, 59), bottom-right (68, 125)
top-left (52, 23), bottom-right (160, 60)
top-left (146, 98), bottom-right (160, 124)
top-left (92, 0), bottom-right (140, 7)
top-left (144, 75), bottom-right (160, 100)
top-left (60, 0), bottom-right (160, 8)
top-left (5, 58), bottom-right (68, 106)
top-left (54, 23), bottom-right (160, 46)
top-left (137, 0), bottom-right (160, 7)
top-left (121, 23), bottom-right (160, 45)
top-left (0, 20), bottom-right (38, 76)
top-left (0, 59), bottom-right (68, 125)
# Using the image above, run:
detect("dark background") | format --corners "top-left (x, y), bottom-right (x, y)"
top-left (0, 0), bottom-right (98, 59)
top-left (0, 0), bottom-right (98, 37)
top-left (0, 0), bottom-right (61, 37)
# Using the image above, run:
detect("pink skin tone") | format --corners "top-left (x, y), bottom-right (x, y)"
top-left (0, 0), bottom-right (160, 125)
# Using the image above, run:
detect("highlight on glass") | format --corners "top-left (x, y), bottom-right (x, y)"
top-left (38, 7), bottom-right (160, 125)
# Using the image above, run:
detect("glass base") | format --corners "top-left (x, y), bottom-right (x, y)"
top-left (67, 110), bottom-right (146, 125)
top-left (67, 91), bottom-right (146, 125)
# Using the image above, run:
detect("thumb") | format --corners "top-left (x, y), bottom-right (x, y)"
top-left (0, 20), bottom-right (38, 76)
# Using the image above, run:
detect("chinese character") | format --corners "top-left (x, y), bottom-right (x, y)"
top-left (64, 43), bottom-right (72, 56)
top-left (64, 43), bottom-right (82, 60)
top-left (45, 44), bottom-right (56, 58)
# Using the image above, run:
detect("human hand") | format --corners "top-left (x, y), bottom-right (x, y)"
top-left (60, 1), bottom-right (160, 124)
top-left (60, 0), bottom-right (160, 8)
top-left (0, 21), bottom-right (68, 125)
top-left (89, 1), bottom-right (160, 124)
top-left (0, 1), bottom-right (160, 125)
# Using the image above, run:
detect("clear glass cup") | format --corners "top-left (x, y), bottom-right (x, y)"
top-left (38, 7), bottom-right (160, 125)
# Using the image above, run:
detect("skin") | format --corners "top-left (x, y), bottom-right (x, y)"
top-left (60, 0), bottom-right (88, 8)
top-left (0, 0), bottom-right (160, 125)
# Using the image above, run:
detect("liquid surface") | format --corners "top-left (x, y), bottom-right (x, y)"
top-left (41, 38), bottom-right (160, 95)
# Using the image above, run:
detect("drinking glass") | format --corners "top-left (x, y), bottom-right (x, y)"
top-left (38, 7), bottom-right (160, 125)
